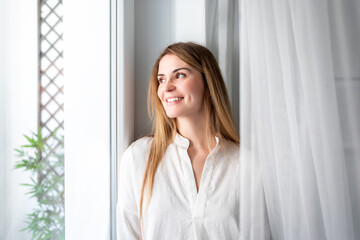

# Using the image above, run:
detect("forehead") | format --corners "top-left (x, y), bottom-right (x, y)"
top-left (158, 54), bottom-right (190, 73)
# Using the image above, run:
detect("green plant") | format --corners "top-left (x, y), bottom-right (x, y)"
top-left (14, 128), bottom-right (65, 240)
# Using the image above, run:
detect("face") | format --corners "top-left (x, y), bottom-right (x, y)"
top-left (157, 54), bottom-right (205, 119)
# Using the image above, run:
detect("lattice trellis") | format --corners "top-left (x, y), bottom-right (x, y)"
top-left (34, 0), bottom-right (65, 236)
top-left (39, 0), bottom-right (64, 152)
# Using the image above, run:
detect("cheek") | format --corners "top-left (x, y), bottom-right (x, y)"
top-left (186, 80), bottom-right (204, 100)
top-left (196, 89), bottom-right (205, 104)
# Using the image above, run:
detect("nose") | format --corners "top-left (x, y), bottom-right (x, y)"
top-left (164, 79), bottom-right (175, 92)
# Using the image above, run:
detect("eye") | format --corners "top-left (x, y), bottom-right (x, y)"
top-left (158, 78), bottom-right (166, 84)
top-left (175, 72), bottom-right (186, 79)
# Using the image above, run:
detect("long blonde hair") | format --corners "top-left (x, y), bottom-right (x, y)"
top-left (139, 42), bottom-right (239, 233)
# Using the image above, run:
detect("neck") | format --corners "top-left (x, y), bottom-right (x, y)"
top-left (176, 113), bottom-right (216, 151)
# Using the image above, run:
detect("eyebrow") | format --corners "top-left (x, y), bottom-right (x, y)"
top-left (157, 67), bottom-right (192, 76)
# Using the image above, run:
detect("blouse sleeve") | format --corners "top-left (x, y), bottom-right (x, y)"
top-left (117, 146), bottom-right (141, 240)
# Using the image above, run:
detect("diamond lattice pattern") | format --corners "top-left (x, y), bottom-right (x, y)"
top-left (40, 0), bottom-right (64, 154)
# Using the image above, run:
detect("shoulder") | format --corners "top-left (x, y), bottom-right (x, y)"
top-left (127, 136), bottom-right (153, 155)
top-left (120, 136), bottom-right (153, 172)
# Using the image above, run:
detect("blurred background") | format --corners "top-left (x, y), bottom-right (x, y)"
top-left (1, 0), bottom-right (64, 239)
top-left (1, 0), bottom-right (359, 239)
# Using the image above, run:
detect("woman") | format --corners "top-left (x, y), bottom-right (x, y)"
top-left (117, 42), bottom-right (243, 239)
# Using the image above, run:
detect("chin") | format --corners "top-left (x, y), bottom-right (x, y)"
top-left (165, 110), bottom-right (181, 119)
top-left (166, 113), bottom-right (178, 119)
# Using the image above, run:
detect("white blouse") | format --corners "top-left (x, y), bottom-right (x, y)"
top-left (117, 133), bottom-right (271, 240)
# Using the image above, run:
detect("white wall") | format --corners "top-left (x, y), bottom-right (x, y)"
top-left (0, 2), bottom-right (6, 236)
top-left (0, 0), bottom-right (38, 239)
top-left (64, 0), bottom-right (110, 239)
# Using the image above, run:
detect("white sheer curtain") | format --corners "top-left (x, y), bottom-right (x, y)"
top-left (239, 0), bottom-right (360, 239)
top-left (205, 0), bottom-right (240, 129)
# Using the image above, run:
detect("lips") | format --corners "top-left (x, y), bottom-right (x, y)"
top-left (165, 96), bottom-right (184, 103)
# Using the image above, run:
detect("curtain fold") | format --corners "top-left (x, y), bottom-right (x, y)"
top-left (205, 0), bottom-right (240, 130)
top-left (239, 0), bottom-right (360, 239)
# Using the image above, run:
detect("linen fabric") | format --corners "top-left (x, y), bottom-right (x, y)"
top-left (116, 133), bottom-right (270, 240)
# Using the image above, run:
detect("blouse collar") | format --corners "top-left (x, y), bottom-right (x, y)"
top-left (174, 133), bottom-right (220, 149)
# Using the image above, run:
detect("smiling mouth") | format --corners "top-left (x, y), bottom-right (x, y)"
top-left (166, 97), bottom-right (184, 103)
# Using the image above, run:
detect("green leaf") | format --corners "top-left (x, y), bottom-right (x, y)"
top-left (24, 134), bottom-right (36, 144)
top-left (20, 183), bottom-right (34, 187)
top-left (14, 128), bottom-right (65, 239)
top-left (14, 148), bottom-right (24, 155)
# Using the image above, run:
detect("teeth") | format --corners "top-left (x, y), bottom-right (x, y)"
top-left (167, 97), bottom-right (183, 103)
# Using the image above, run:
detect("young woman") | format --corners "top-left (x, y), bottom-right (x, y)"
top-left (117, 42), bottom-right (241, 239)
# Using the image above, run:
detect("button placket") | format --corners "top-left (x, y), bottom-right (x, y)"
top-left (178, 146), bottom-right (197, 214)
top-left (194, 154), bottom-right (215, 219)
top-left (175, 134), bottom-right (220, 219)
